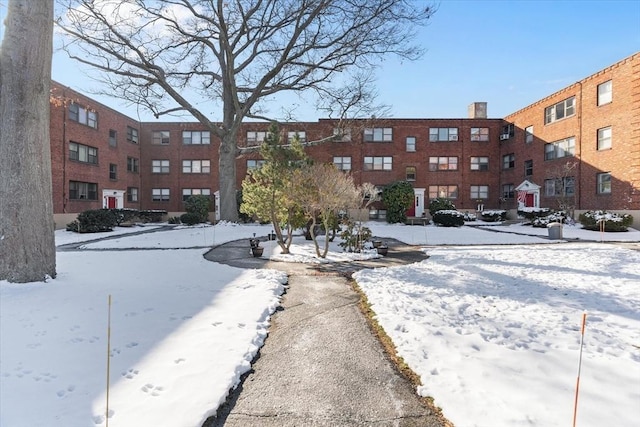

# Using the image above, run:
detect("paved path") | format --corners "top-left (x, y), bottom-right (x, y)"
top-left (202, 238), bottom-right (447, 427)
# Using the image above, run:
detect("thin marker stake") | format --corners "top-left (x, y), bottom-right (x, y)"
top-left (572, 312), bottom-right (587, 427)
top-left (106, 295), bottom-right (112, 427)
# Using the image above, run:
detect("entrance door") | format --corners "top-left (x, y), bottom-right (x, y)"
top-left (525, 193), bottom-right (534, 207)
top-left (107, 196), bottom-right (117, 209)
top-left (406, 198), bottom-right (416, 217)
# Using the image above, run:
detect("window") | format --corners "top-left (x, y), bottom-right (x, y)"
top-left (69, 103), bottom-right (97, 128)
top-left (287, 131), bottom-right (306, 143)
top-left (428, 185), bottom-right (458, 199)
top-left (406, 166), bottom-right (416, 181)
top-left (182, 188), bottom-right (211, 201)
top-left (364, 156), bottom-right (392, 171)
top-left (109, 129), bottom-right (117, 147)
top-left (544, 97), bottom-right (575, 124)
top-left (333, 127), bottom-right (352, 142)
top-left (247, 159), bottom-right (267, 170)
top-left (429, 156), bottom-right (458, 171)
top-left (152, 131), bottom-right (170, 145)
top-left (597, 173), bottom-right (611, 194)
top-left (470, 127), bottom-right (489, 141)
top-left (127, 126), bottom-right (139, 143)
top-left (502, 184), bottom-right (515, 199)
top-left (545, 177), bottom-right (575, 197)
top-left (524, 160), bottom-right (533, 176)
top-left (69, 181), bottom-right (98, 200)
top-left (127, 187), bottom-right (139, 202)
top-left (246, 131), bottom-right (267, 145)
top-left (182, 131), bottom-right (210, 145)
top-left (182, 160), bottom-right (211, 173)
top-left (470, 185), bottom-right (489, 199)
top-left (127, 157), bottom-right (139, 173)
top-left (597, 127), bottom-right (612, 150)
top-left (152, 160), bottom-right (170, 174)
top-left (364, 127), bottom-right (393, 142)
top-left (333, 157), bottom-right (351, 171)
top-left (501, 123), bottom-right (514, 139)
top-left (69, 142), bottom-right (98, 164)
top-left (502, 154), bottom-right (515, 169)
top-left (406, 136), bottom-right (416, 152)
top-left (597, 80), bottom-right (612, 106)
top-left (525, 126), bottom-right (534, 143)
top-left (429, 127), bottom-right (458, 142)
top-left (544, 137), bottom-right (575, 160)
top-left (152, 188), bottom-right (170, 202)
top-left (109, 163), bottom-right (117, 180)
top-left (470, 156), bottom-right (489, 171)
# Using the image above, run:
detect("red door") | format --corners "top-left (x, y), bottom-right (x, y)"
top-left (525, 193), bottom-right (534, 207)
top-left (406, 197), bottom-right (417, 217)
top-left (107, 196), bottom-right (117, 209)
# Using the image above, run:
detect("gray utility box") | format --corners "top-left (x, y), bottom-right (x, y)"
top-left (547, 222), bottom-right (563, 240)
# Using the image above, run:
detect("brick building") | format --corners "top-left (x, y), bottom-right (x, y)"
top-left (50, 52), bottom-right (639, 227)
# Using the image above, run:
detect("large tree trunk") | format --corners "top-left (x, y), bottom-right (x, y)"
top-left (0, 0), bottom-right (56, 283)
top-left (218, 133), bottom-right (239, 222)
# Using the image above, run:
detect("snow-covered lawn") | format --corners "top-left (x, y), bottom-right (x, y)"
top-left (1, 221), bottom-right (639, 427)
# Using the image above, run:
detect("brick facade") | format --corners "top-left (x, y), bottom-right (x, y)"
top-left (50, 52), bottom-right (639, 224)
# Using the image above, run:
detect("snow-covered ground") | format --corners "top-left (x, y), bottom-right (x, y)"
top-left (1, 221), bottom-right (639, 427)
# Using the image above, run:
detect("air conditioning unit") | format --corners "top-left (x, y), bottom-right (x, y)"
top-left (449, 135), bottom-right (458, 141)
top-left (500, 133), bottom-right (510, 141)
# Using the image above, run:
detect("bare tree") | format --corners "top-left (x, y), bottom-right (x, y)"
top-left (547, 160), bottom-right (578, 218)
top-left (295, 163), bottom-right (360, 258)
top-left (56, 0), bottom-right (435, 221)
top-left (0, 0), bottom-right (56, 282)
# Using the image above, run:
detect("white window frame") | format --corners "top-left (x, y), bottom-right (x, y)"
top-left (247, 159), bottom-right (266, 170)
top-left (152, 188), bottom-right (170, 202)
top-left (364, 156), bottom-right (392, 171)
top-left (182, 131), bottom-right (211, 145)
top-left (470, 185), bottom-right (489, 199)
top-left (152, 159), bottom-right (170, 173)
top-left (470, 127), bottom-right (489, 142)
top-left (525, 126), bottom-right (534, 143)
top-left (406, 136), bottom-right (416, 152)
top-left (544, 97), bottom-right (575, 124)
top-left (287, 131), bottom-right (306, 143)
top-left (502, 153), bottom-right (515, 169)
top-left (127, 126), bottom-right (139, 143)
top-left (597, 80), bottom-right (612, 106)
top-left (332, 156), bottom-right (352, 171)
top-left (544, 137), bottom-right (575, 160)
top-left (429, 127), bottom-right (458, 142)
top-left (429, 156), bottom-right (458, 171)
top-left (597, 127), bottom-right (612, 150)
top-left (597, 172), bottom-right (611, 194)
top-left (470, 156), bottom-right (489, 171)
top-left (364, 128), bottom-right (393, 142)
top-left (428, 185), bottom-right (458, 199)
top-left (152, 131), bottom-right (170, 145)
top-left (182, 188), bottom-right (211, 201)
top-left (182, 160), bottom-right (211, 173)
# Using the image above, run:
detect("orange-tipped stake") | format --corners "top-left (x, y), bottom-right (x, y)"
top-left (572, 312), bottom-right (587, 427)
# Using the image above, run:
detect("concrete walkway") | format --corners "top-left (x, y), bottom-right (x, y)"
top-left (202, 238), bottom-right (447, 427)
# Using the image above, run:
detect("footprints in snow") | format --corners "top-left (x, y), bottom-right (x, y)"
top-left (141, 383), bottom-right (164, 396)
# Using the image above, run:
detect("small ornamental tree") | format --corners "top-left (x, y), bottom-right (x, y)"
top-left (240, 123), bottom-right (308, 254)
top-left (382, 181), bottom-right (415, 223)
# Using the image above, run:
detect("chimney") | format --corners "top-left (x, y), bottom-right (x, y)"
top-left (468, 102), bottom-right (487, 119)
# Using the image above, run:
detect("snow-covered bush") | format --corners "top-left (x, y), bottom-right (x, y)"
top-left (463, 212), bottom-right (477, 221)
top-left (429, 197), bottom-right (456, 216)
top-left (432, 210), bottom-right (465, 227)
top-left (579, 210), bottom-right (633, 232)
top-left (480, 210), bottom-right (507, 222)
top-left (531, 211), bottom-right (568, 228)
top-left (518, 207), bottom-right (551, 220)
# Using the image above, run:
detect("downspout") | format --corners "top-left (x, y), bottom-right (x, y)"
top-left (577, 81), bottom-right (583, 212)
top-left (62, 86), bottom-right (68, 213)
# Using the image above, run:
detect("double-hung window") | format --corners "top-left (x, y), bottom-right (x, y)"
top-left (152, 160), bottom-right (170, 174)
top-left (429, 156), bottom-right (458, 171)
top-left (544, 97), bottom-right (575, 124)
top-left (597, 80), bottom-right (612, 106)
top-left (364, 156), bottom-right (392, 171)
top-left (69, 142), bottom-right (98, 164)
top-left (364, 128), bottom-right (393, 142)
top-left (182, 160), bottom-right (211, 173)
top-left (182, 131), bottom-right (210, 145)
top-left (333, 157), bottom-right (352, 171)
top-left (597, 127), bottom-right (612, 150)
top-left (470, 157), bottom-right (489, 171)
top-left (429, 128), bottom-right (458, 142)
